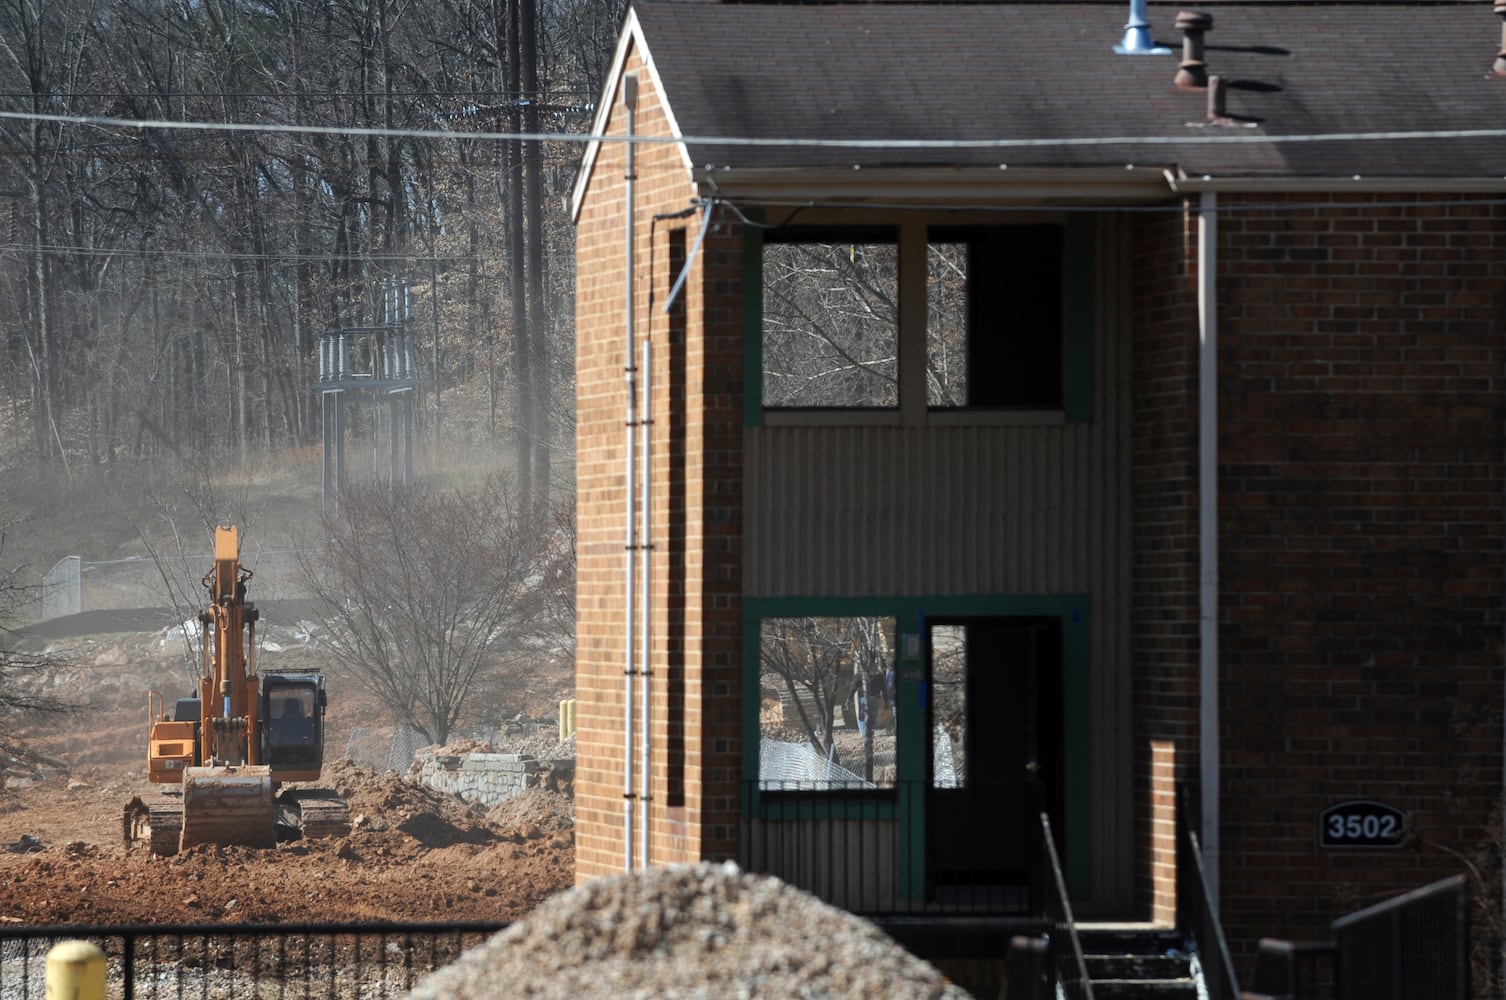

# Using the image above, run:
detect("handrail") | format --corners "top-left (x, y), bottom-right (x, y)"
top-left (1246, 937), bottom-right (1335, 1000)
top-left (1040, 812), bottom-right (1094, 1000)
top-left (1177, 785), bottom-right (1240, 1000)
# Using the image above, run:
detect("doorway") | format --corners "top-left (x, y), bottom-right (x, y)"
top-left (925, 616), bottom-right (1064, 898)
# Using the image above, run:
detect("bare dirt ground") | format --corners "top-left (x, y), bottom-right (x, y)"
top-left (0, 622), bottom-right (574, 927)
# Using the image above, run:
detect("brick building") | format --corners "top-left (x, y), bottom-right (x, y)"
top-left (570, 0), bottom-right (1506, 988)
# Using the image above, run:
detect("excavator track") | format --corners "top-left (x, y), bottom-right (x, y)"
top-left (279, 789), bottom-right (353, 840)
top-left (124, 794), bottom-right (186, 857)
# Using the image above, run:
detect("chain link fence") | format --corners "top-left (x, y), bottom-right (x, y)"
top-left (39, 556), bottom-right (81, 620)
top-left (343, 727), bottom-right (432, 773)
top-left (37, 549), bottom-right (316, 620)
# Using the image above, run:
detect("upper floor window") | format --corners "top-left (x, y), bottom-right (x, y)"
top-left (927, 226), bottom-right (1064, 410)
top-left (753, 216), bottom-right (1087, 423)
top-left (761, 227), bottom-right (898, 409)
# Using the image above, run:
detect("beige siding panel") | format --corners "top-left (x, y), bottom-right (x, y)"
top-left (746, 423), bottom-right (1109, 597)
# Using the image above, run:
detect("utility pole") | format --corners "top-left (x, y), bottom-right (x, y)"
top-left (522, 0), bottom-right (548, 511)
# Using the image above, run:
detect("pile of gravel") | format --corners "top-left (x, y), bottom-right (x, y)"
top-left (405, 861), bottom-right (970, 999)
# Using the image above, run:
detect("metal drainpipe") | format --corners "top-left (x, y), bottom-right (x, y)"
top-left (640, 337), bottom-right (653, 869)
top-left (1197, 190), bottom-right (1221, 909)
top-left (622, 71), bottom-right (639, 873)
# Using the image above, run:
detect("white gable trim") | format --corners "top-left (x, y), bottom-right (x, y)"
top-left (569, 7), bottom-right (693, 222)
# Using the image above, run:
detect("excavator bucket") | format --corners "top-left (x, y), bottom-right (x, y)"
top-left (179, 765), bottom-right (276, 851)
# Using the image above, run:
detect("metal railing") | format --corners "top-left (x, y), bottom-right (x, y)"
top-left (741, 779), bottom-right (1043, 916)
top-left (1242, 874), bottom-right (1469, 1000)
top-left (0, 920), bottom-right (505, 999)
top-left (1040, 812), bottom-right (1093, 1000)
top-left (1331, 874), bottom-right (1468, 1000)
top-left (1176, 785), bottom-right (1239, 1000)
top-left (1245, 938), bottom-right (1335, 1000)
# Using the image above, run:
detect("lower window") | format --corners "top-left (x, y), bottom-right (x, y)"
top-left (757, 616), bottom-right (897, 790)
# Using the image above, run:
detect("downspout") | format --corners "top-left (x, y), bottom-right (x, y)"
top-left (1197, 191), bottom-right (1221, 908)
top-left (622, 71), bottom-right (639, 873)
top-left (639, 337), bottom-right (653, 869)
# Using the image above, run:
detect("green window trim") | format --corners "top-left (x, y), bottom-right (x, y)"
top-left (743, 593), bottom-right (1093, 897)
top-left (1063, 213), bottom-right (1096, 424)
top-left (742, 212), bottom-right (766, 428)
top-left (743, 213), bottom-right (1098, 428)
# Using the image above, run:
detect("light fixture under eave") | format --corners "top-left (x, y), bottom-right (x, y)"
top-left (1116, 0), bottom-right (1174, 54)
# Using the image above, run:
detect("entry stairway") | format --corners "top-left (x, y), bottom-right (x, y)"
top-left (1077, 927), bottom-right (1200, 999)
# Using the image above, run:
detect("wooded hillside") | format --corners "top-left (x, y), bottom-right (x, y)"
top-left (0, 0), bottom-right (618, 493)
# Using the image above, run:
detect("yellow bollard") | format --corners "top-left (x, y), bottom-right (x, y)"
top-left (45, 940), bottom-right (105, 1000)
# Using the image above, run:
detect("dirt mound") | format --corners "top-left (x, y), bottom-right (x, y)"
top-left (405, 862), bottom-right (970, 999)
top-left (485, 789), bottom-right (573, 837)
top-left (324, 757), bottom-right (496, 842)
top-left (0, 772), bottom-right (573, 926)
top-left (0, 628), bottom-right (576, 928)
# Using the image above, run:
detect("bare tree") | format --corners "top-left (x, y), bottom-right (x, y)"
top-left (760, 239), bottom-right (900, 408)
top-left (1, 0), bottom-right (604, 476)
top-left (131, 465), bottom-right (268, 688)
top-left (535, 495), bottom-right (576, 659)
top-left (759, 616), bottom-right (894, 778)
top-left (295, 476), bottom-right (549, 745)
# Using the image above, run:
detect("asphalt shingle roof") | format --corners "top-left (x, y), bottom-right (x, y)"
top-left (633, 0), bottom-right (1506, 178)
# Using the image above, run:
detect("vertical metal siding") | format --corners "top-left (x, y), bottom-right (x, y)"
top-left (745, 422), bottom-right (1116, 597)
top-left (744, 214), bottom-right (1134, 911)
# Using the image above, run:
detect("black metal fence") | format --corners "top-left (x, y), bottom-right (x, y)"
top-left (0, 921), bottom-right (506, 999)
top-left (740, 779), bottom-right (1044, 917)
top-left (1332, 874), bottom-right (1469, 1000)
top-left (1245, 938), bottom-right (1336, 1000)
top-left (1243, 874), bottom-right (1469, 1000)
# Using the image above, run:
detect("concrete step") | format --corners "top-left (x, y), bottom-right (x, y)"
top-left (1089, 979), bottom-right (1199, 999)
top-left (1085, 952), bottom-right (1191, 980)
top-left (1076, 928), bottom-right (1199, 1000)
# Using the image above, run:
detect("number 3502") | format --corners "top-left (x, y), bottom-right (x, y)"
top-left (1327, 813), bottom-right (1397, 840)
top-left (1320, 802), bottom-right (1405, 848)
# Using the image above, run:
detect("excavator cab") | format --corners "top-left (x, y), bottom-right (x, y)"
top-left (262, 674), bottom-right (327, 779)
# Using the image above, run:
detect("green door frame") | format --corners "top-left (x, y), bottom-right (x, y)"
top-left (743, 593), bottom-right (1092, 899)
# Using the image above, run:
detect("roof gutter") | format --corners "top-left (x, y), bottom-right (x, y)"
top-left (697, 166), bottom-right (1506, 209)
top-left (1166, 172), bottom-right (1506, 194)
top-left (695, 165), bottom-right (1179, 205)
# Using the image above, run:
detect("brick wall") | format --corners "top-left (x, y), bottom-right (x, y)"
top-left (573, 46), bottom-right (745, 879)
top-left (1215, 193), bottom-right (1506, 970)
top-left (1131, 204), bottom-right (1202, 919)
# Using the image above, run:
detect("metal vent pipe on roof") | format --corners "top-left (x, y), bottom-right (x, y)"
top-left (1175, 11), bottom-right (1214, 90)
top-left (1494, 0), bottom-right (1506, 77)
top-left (1115, 0), bottom-right (1173, 54)
top-left (1207, 75), bottom-right (1227, 121)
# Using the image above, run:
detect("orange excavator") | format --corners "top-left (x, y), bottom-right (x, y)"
top-left (124, 525), bottom-right (349, 855)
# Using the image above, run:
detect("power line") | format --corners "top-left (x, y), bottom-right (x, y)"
top-left (4, 190), bottom-right (1503, 266)
top-left (4, 109), bottom-right (1506, 151)
top-left (0, 242), bottom-right (576, 263)
top-left (0, 90), bottom-right (595, 101)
